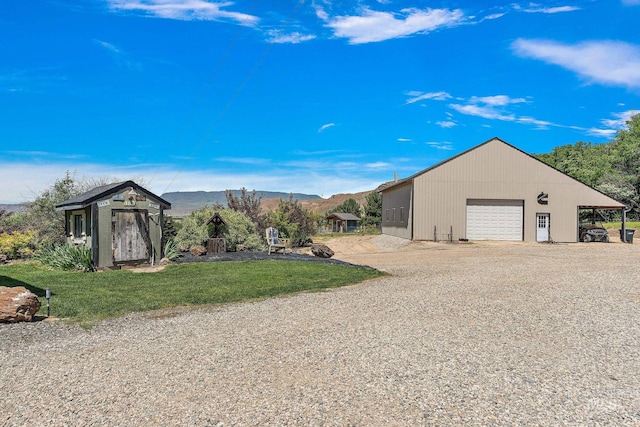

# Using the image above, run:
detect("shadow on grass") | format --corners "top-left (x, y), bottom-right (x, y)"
top-left (0, 275), bottom-right (47, 297)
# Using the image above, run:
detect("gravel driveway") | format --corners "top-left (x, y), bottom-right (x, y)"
top-left (2, 236), bottom-right (639, 426)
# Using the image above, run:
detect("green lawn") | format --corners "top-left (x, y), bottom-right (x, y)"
top-left (0, 261), bottom-right (383, 327)
top-left (601, 221), bottom-right (640, 229)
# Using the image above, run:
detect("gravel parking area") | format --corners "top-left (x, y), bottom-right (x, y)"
top-left (1, 236), bottom-right (639, 426)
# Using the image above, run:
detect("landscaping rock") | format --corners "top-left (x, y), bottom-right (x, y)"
top-left (0, 286), bottom-right (41, 323)
top-left (190, 245), bottom-right (207, 257)
top-left (0, 254), bottom-right (7, 264)
top-left (159, 257), bottom-right (171, 266)
top-left (311, 243), bottom-right (334, 259)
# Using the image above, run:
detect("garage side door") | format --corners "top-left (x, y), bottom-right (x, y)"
top-left (466, 199), bottom-right (523, 241)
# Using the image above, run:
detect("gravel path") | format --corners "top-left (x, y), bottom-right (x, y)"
top-left (2, 237), bottom-right (640, 426)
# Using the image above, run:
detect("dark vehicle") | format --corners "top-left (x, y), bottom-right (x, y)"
top-left (579, 224), bottom-right (610, 242)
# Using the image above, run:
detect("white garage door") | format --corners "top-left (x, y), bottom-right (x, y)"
top-left (466, 200), bottom-right (523, 241)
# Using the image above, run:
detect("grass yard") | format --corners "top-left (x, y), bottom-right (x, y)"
top-left (0, 260), bottom-right (383, 327)
top-left (601, 221), bottom-right (640, 229)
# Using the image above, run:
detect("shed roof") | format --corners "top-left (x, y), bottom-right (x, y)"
top-left (327, 212), bottom-right (361, 221)
top-left (55, 180), bottom-right (171, 211)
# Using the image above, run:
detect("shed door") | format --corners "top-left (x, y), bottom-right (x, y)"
top-left (466, 200), bottom-right (523, 241)
top-left (112, 210), bottom-right (150, 263)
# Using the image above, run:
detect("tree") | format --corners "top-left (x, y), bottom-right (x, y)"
top-left (265, 196), bottom-right (319, 247)
top-left (225, 187), bottom-right (265, 231)
top-left (363, 191), bottom-right (382, 228)
top-left (332, 198), bottom-right (362, 218)
top-left (535, 113), bottom-right (640, 219)
top-left (23, 171), bottom-right (81, 246)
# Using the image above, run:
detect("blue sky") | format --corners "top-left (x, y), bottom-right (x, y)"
top-left (1, 0), bottom-right (639, 203)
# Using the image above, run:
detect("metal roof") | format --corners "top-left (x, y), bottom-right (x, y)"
top-left (326, 212), bottom-right (361, 221)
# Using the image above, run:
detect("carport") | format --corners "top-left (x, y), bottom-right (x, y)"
top-left (579, 205), bottom-right (632, 243)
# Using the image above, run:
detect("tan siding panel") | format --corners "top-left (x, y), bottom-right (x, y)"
top-left (409, 139), bottom-right (624, 242)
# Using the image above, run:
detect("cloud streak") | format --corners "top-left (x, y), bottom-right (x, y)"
top-left (318, 122), bottom-right (336, 132)
top-left (518, 5), bottom-right (581, 13)
top-left (512, 39), bottom-right (640, 88)
top-left (107, 0), bottom-right (259, 25)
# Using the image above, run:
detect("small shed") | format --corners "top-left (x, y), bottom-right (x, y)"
top-left (326, 213), bottom-right (361, 233)
top-left (55, 181), bottom-right (171, 269)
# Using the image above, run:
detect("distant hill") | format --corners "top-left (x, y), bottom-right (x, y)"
top-left (0, 204), bottom-right (26, 214)
top-left (261, 190), bottom-right (373, 214)
top-left (162, 190), bottom-right (322, 216)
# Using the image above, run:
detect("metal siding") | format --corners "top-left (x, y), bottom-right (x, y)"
top-left (411, 139), bottom-right (624, 242)
top-left (381, 182), bottom-right (412, 239)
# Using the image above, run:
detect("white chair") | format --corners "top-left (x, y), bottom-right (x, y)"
top-left (266, 227), bottom-right (286, 255)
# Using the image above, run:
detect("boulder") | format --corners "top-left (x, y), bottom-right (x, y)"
top-left (0, 286), bottom-right (41, 323)
top-left (159, 257), bottom-right (171, 266)
top-left (190, 245), bottom-right (207, 256)
top-left (311, 243), bottom-right (334, 259)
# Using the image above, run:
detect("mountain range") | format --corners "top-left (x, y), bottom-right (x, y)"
top-left (161, 190), bottom-right (323, 216)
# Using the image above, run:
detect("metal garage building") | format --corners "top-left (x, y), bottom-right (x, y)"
top-left (381, 138), bottom-right (626, 243)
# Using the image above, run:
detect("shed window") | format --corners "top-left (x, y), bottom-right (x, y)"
top-left (400, 207), bottom-right (404, 222)
top-left (385, 209), bottom-right (389, 221)
top-left (392, 208), bottom-right (396, 222)
top-left (73, 214), bottom-right (83, 238)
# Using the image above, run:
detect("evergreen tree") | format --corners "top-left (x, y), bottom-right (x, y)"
top-left (333, 198), bottom-right (362, 218)
top-left (363, 191), bottom-right (382, 228)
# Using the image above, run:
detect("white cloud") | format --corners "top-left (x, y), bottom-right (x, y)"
top-left (93, 39), bottom-right (142, 71)
top-left (0, 160), bottom-right (386, 204)
top-left (214, 157), bottom-right (270, 165)
top-left (512, 39), bottom-right (640, 88)
top-left (449, 103), bottom-right (515, 121)
top-left (267, 30), bottom-right (316, 44)
top-left (397, 138), bottom-right (413, 142)
top-left (468, 95), bottom-right (526, 106)
top-left (482, 13), bottom-right (506, 21)
top-left (405, 90), bottom-right (452, 104)
top-left (600, 110), bottom-right (640, 129)
top-left (622, 0), bottom-right (640, 5)
top-left (586, 128), bottom-right (617, 137)
top-left (321, 7), bottom-right (465, 44)
top-left (318, 122), bottom-right (336, 132)
top-left (366, 162), bottom-right (390, 169)
top-left (107, 0), bottom-right (259, 25)
top-left (436, 120), bottom-right (456, 128)
top-left (521, 6), bottom-right (581, 13)
top-left (426, 141), bottom-right (453, 150)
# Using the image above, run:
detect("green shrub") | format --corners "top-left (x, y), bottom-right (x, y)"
top-left (0, 230), bottom-right (38, 259)
top-left (35, 244), bottom-right (95, 272)
top-left (218, 209), bottom-right (263, 251)
top-left (163, 238), bottom-right (181, 261)
top-left (174, 208), bottom-right (211, 249)
top-left (174, 207), bottom-right (262, 252)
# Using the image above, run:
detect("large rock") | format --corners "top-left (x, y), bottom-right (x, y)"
top-left (0, 286), bottom-right (41, 323)
top-left (311, 243), bottom-right (334, 259)
top-left (190, 245), bottom-right (207, 256)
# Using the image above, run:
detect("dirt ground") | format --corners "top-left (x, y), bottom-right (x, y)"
top-left (317, 232), bottom-right (640, 273)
